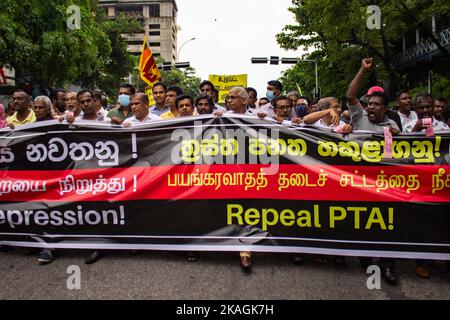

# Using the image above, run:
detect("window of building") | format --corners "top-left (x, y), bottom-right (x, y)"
top-left (149, 4), bottom-right (160, 17)
top-left (149, 42), bottom-right (161, 47)
top-left (149, 31), bottom-right (160, 36)
top-left (149, 24), bottom-right (160, 30)
top-left (127, 40), bottom-right (144, 46)
top-left (116, 5), bottom-right (143, 16)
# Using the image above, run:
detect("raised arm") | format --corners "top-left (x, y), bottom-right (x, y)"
top-left (347, 58), bottom-right (374, 106)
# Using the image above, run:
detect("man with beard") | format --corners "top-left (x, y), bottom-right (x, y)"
top-left (271, 95), bottom-right (302, 125)
top-left (347, 58), bottom-right (400, 135)
top-left (434, 97), bottom-right (448, 122)
top-left (195, 95), bottom-right (215, 115)
top-left (50, 89), bottom-right (66, 115)
top-left (347, 58), bottom-right (399, 286)
top-left (407, 95), bottom-right (448, 278)
top-left (404, 94), bottom-right (449, 133)
top-left (76, 90), bottom-right (110, 122)
top-left (64, 91), bottom-right (81, 118)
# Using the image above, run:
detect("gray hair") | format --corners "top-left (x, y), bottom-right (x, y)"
top-left (34, 96), bottom-right (52, 109)
top-left (287, 91), bottom-right (301, 99)
top-left (317, 97), bottom-right (338, 111)
top-left (230, 87), bottom-right (249, 100)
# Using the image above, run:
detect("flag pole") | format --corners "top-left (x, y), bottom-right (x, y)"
top-left (137, 68), bottom-right (141, 90)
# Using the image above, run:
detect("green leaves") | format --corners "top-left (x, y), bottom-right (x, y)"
top-left (0, 0), bottom-right (135, 92)
top-left (277, 0), bottom-right (450, 98)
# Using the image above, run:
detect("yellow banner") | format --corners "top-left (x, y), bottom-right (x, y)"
top-left (208, 74), bottom-right (248, 104)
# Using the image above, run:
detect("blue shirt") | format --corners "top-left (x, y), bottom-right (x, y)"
top-left (149, 105), bottom-right (169, 116)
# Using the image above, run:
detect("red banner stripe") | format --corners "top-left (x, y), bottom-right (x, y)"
top-left (0, 164), bottom-right (449, 203)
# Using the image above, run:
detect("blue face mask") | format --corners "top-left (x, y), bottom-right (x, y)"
top-left (118, 94), bottom-right (131, 107)
top-left (266, 91), bottom-right (275, 101)
top-left (295, 104), bottom-right (308, 117)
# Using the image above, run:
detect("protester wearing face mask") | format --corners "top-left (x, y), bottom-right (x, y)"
top-left (107, 83), bottom-right (135, 125)
top-left (256, 80), bottom-right (284, 118)
top-left (295, 96), bottom-right (310, 118)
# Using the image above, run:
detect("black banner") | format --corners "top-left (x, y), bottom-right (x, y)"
top-left (0, 116), bottom-right (449, 259)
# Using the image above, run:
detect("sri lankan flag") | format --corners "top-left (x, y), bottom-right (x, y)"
top-left (139, 36), bottom-right (161, 86)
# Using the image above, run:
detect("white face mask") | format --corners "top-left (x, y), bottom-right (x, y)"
top-left (118, 94), bottom-right (131, 107)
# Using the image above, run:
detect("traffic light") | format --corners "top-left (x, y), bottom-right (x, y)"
top-left (158, 62), bottom-right (190, 70)
top-left (251, 57), bottom-right (268, 64)
top-left (281, 58), bottom-right (298, 64)
top-left (270, 56), bottom-right (279, 65)
top-left (158, 62), bottom-right (172, 71)
top-left (174, 62), bottom-right (190, 69)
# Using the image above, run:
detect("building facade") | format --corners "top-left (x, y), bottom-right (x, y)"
top-left (99, 0), bottom-right (178, 63)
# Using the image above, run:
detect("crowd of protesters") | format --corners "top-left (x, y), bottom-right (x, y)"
top-left (0, 58), bottom-right (449, 286)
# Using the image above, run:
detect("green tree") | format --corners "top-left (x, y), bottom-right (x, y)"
top-left (160, 67), bottom-right (201, 99)
top-left (277, 0), bottom-right (450, 98)
top-left (0, 0), bottom-right (138, 94)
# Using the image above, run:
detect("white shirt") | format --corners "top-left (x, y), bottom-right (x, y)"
top-left (214, 104), bottom-right (227, 112)
top-left (76, 111), bottom-right (110, 122)
top-left (123, 113), bottom-right (162, 125)
top-left (398, 111), bottom-right (418, 132)
top-left (403, 117), bottom-right (449, 133)
top-left (98, 107), bottom-right (110, 121)
top-left (313, 119), bottom-right (346, 129)
top-left (226, 109), bottom-right (256, 116)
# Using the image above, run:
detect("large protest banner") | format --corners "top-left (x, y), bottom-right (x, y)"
top-left (208, 74), bottom-right (248, 104)
top-left (0, 116), bottom-right (449, 260)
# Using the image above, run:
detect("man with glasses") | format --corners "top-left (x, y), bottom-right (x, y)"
top-left (272, 95), bottom-right (302, 125)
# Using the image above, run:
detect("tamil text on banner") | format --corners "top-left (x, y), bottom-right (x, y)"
top-left (0, 117), bottom-right (449, 260)
top-left (209, 74), bottom-right (248, 104)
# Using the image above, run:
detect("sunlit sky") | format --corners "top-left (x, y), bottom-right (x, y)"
top-left (176, 0), bottom-right (305, 98)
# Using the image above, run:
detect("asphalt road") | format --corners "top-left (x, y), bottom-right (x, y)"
top-left (1, 248), bottom-right (449, 300)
